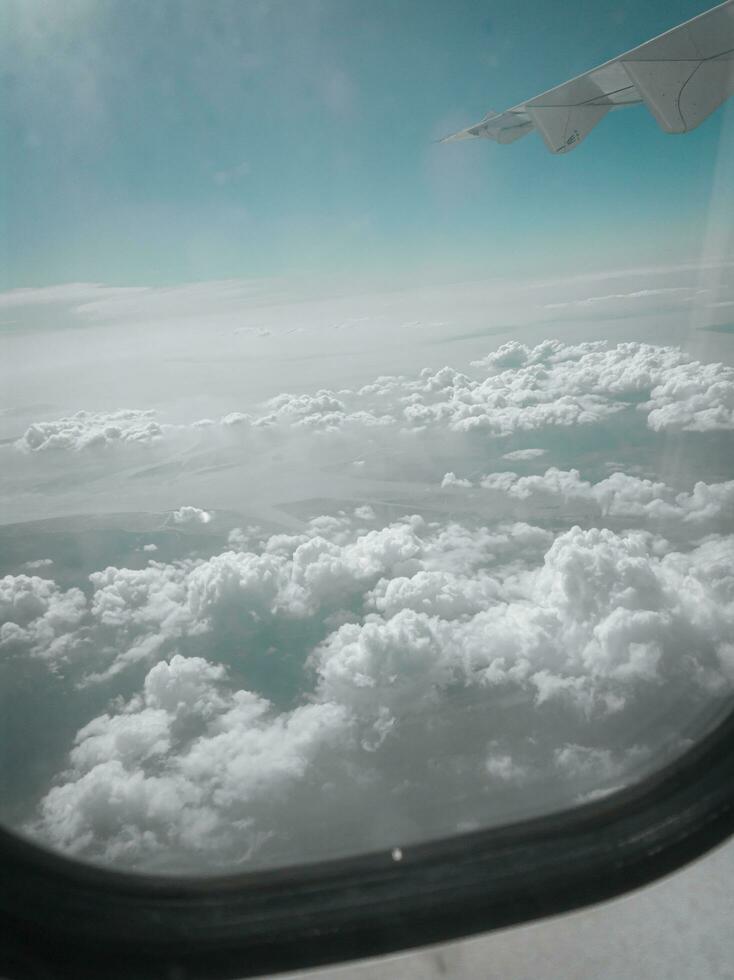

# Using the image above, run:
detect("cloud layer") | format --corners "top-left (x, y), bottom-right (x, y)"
top-left (12, 340), bottom-right (734, 459)
top-left (4, 333), bottom-right (734, 873)
top-left (441, 467), bottom-right (734, 531)
top-left (13, 502), bottom-right (733, 871)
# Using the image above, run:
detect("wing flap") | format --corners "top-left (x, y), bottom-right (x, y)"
top-left (525, 104), bottom-right (610, 154)
top-left (620, 60), bottom-right (701, 133)
top-left (679, 54), bottom-right (734, 130)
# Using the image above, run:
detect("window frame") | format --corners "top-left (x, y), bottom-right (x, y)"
top-left (2, 703), bottom-right (734, 980)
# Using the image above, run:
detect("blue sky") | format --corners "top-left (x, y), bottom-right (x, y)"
top-left (1, 0), bottom-right (731, 289)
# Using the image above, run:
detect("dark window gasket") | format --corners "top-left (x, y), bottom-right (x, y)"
top-left (2, 703), bottom-right (734, 980)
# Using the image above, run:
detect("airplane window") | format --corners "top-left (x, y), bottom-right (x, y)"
top-left (1, 0), bottom-right (733, 913)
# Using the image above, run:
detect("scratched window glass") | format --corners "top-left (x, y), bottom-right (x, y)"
top-left (1, 0), bottom-right (733, 874)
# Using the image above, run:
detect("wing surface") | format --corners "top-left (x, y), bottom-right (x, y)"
top-left (442, 0), bottom-right (734, 154)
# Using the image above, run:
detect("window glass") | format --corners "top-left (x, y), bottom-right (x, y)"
top-left (1, 0), bottom-right (733, 875)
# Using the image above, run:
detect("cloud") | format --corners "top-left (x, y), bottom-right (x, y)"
top-left (0, 574), bottom-right (87, 661)
top-left (470, 341), bottom-right (734, 433)
top-left (34, 515), bottom-right (429, 685)
top-left (15, 410), bottom-right (164, 453)
top-left (485, 750), bottom-right (529, 785)
top-left (553, 743), bottom-right (648, 791)
top-left (441, 472), bottom-right (473, 488)
top-left (314, 608), bottom-right (450, 714)
top-left (31, 654), bottom-right (352, 869)
top-left (0, 283), bottom-right (147, 311)
top-left (645, 362), bottom-right (734, 432)
top-left (463, 467), bottom-right (734, 530)
top-left (366, 567), bottom-right (502, 620)
top-left (242, 340), bottom-right (734, 438)
top-left (220, 412), bottom-right (251, 427)
top-left (543, 287), bottom-right (693, 310)
top-left (7, 330), bottom-right (734, 872)
top-left (169, 506), bottom-right (212, 526)
top-left (69, 278), bottom-right (285, 323)
top-left (81, 561), bottom-right (196, 680)
top-left (502, 448), bottom-right (547, 461)
top-left (254, 390), bottom-right (391, 433)
top-left (12, 342), bottom-right (734, 476)
top-left (20, 499), bottom-right (734, 870)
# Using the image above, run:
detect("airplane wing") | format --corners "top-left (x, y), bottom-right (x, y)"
top-left (442, 0), bottom-right (734, 154)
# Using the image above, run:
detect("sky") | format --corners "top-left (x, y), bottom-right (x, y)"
top-left (1, 0), bottom-right (734, 876)
top-left (1, 0), bottom-right (732, 289)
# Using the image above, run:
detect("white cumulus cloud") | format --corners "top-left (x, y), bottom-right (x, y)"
top-left (169, 506), bottom-right (212, 526)
top-left (16, 410), bottom-right (164, 453)
top-left (20, 502), bottom-right (733, 871)
top-left (30, 654), bottom-right (352, 869)
top-left (0, 575), bottom-right (87, 660)
top-left (6, 330), bottom-right (734, 873)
